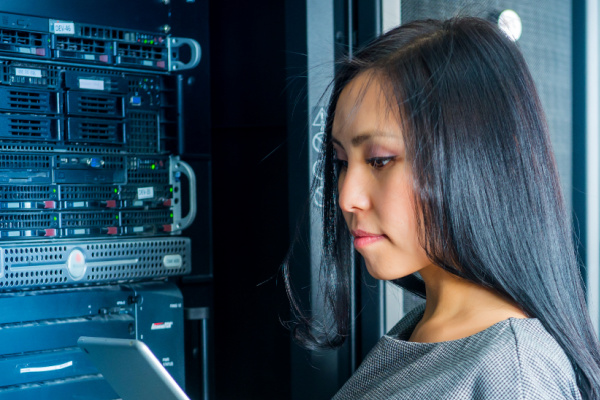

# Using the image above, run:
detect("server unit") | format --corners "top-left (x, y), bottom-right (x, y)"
top-left (0, 282), bottom-right (184, 399)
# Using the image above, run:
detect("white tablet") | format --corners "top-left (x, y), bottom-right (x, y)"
top-left (77, 336), bottom-right (190, 400)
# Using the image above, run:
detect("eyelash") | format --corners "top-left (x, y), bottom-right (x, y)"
top-left (367, 156), bottom-right (395, 170)
top-left (333, 156), bottom-right (396, 173)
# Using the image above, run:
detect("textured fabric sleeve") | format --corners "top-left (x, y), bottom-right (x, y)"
top-left (511, 319), bottom-right (582, 400)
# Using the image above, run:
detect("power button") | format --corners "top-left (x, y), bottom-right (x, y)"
top-left (67, 249), bottom-right (86, 280)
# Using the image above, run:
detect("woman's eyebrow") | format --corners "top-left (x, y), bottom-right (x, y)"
top-left (331, 137), bottom-right (343, 148)
top-left (331, 131), bottom-right (397, 148)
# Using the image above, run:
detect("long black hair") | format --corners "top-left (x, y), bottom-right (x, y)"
top-left (283, 17), bottom-right (600, 399)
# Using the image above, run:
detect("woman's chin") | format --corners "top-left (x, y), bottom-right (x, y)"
top-left (363, 262), bottom-right (409, 281)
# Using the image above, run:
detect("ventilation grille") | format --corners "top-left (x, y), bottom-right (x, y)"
top-left (0, 238), bottom-right (190, 289)
top-left (0, 116), bottom-right (58, 141)
top-left (64, 66), bottom-right (122, 77)
top-left (81, 25), bottom-right (124, 40)
top-left (127, 158), bottom-right (169, 184)
top-left (116, 43), bottom-right (165, 61)
top-left (56, 37), bottom-right (109, 55)
top-left (64, 145), bottom-right (122, 154)
top-left (61, 186), bottom-right (116, 201)
top-left (0, 185), bottom-right (55, 200)
top-left (66, 92), bottom-right (123, 117)
top-left (127, 170), bottom-right (169, 184)
top-left (0, 88), bottom-right (56, 113)
top-left (78, 95), bottom-right (119, 115)
top-left (0, 154), bottom-right (51, 169)
top-left (0, 212), bottom-right (55, 229)
top-left (2, 269), bottom-right (66, 288)
top-left (62, 212), bottom-right (116, 228)
top-left (0, 29), bottom-right (44, 48)
top-left (86, 239), bottom-right (188, 282)
top-left (128, 112), bottom-right (158, 153)
top-left (0, 144), bottom-right (55, 153)
top-left (67, 118), bottom-right (124, 145)
top-left (2, 245), bottom-right (68, 288)
top-left (3, 245), bottom-right (66, 262)
top-left (121, 210), bottom-right (171, 226)
top-left (101, 155), bottom-right (125, 169)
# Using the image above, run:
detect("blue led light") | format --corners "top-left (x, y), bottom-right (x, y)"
top-left (89, 158), bottom-right (103, 168)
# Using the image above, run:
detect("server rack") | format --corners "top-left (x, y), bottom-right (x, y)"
top-left (0, 6), bottom-right (208, 398)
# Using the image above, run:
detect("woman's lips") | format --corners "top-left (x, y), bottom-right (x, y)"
top-left (351, 230), bottom-right (385, 249)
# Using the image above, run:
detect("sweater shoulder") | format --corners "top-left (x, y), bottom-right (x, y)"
top-left (509, 319), bottom-right (581, 399)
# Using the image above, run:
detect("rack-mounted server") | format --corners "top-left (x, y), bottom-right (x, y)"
top-left (0, 9), bottom-right (202, 398)
top-left (0, 281), bottom-right (185, 399)
top-left (0, 11), bottom-right (199, 286)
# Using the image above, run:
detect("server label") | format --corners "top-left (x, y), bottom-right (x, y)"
top-left (79, 79), bottom-right (105, 90)
top-left (151, 321), bottom-right (173, 330)
top-left (163, 254), bottom-right (182, 268)
top-left (51, 20), bottom-right (75, 34)
top-left (137, 187), bottom-right (154, 200)
top-left (15, 68), bottom-right (42, 78)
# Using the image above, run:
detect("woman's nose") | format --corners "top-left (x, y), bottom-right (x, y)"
top-left (338, 165), bottom-right (370, 213)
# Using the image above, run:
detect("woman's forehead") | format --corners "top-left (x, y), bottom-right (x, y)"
top-left (332, 72), bottom-right (402, 141)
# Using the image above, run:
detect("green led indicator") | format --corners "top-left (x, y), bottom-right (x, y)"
top-left (144, 39), bottom-right (147, 44)
top-left (115, 215), bottom-right (119, 220)
top-left (114, 188), bottom-right (118, 193)
top-left (53, 217), bottom-right (57, 221)
top-left (169, 187), bottom-right (173, 193)
top-left (150, 40), bottom-right (154, 44)
top-left (53, 189), bottom-right (56, 193)
top-left (170, 213), bottom-right (173, 218)
top-left (151, 164), bottom-right (156, 170)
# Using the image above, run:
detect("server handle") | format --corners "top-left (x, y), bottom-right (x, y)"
top-left (169, 37), bottom-right (202, 71)
top-left (173, 159), bottom-right (197, 231)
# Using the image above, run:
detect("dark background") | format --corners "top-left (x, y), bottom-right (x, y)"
top-left (208, 1), bottom-right (291, 399)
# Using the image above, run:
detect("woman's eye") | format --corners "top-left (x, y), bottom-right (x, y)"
top-left (367, 156), bottom-right (395, 170)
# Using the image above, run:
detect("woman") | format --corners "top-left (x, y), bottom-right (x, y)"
top-left (284, 17), bottom-right (600, 399)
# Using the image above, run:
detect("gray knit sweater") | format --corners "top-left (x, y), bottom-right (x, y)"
top-left (333, 303), bottom-right (582, 399)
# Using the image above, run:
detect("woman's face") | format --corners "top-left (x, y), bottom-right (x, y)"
top-left (331, 72), bottom-right (433, 280)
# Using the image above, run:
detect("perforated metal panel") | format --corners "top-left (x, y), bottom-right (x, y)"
top-left (0, 237), bottom-right (191, 289)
